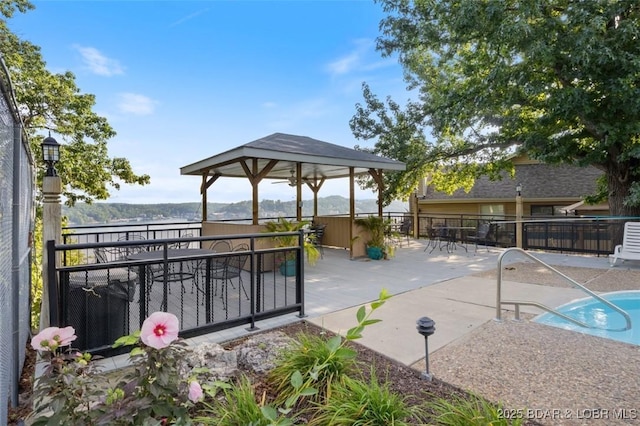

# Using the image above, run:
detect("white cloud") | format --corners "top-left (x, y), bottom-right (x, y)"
top-left (117, 93), bottom-right (157, 115)
top-left (325, 38), bottom-right (381, 77)
top-left (169, 8), bottom-right (210, 28)
top-left (73, 45), bottom-right (124, 76)
top-left (326, 51), bottom-right (361, 76)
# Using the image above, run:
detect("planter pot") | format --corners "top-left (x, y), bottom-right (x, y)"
top-left (279, 259), bottom-right (297, 276)
top-left (366, 246), bottom-right (384, 260)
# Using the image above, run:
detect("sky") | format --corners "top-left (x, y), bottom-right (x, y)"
top-left (10, 0), bottom-right (410, 204)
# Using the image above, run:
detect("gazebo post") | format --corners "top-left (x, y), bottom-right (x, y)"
top-left (377, 168), bottom-right (384, 217)
top-left (296, 162), bottom-right (302, 221)
top-left (349, 167), bottom-right (355, 259)
top-left (252, 158), bottom-right (259, 225)
top-left (201, 174), bottom-right (208, 222)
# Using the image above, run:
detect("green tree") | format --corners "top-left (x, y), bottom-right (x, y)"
top-left (351, 0), bottom-right (640, 216)
top-left (1, 0), bottom-right (149, 328)
top-left (1, 0), bottom-right (150, 206)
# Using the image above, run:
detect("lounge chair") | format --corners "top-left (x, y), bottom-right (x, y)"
top-left (610, 222), bottom-right (640, 265)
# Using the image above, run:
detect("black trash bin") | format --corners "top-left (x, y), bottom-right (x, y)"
top-left (66, 269), bottom-right (137, 351)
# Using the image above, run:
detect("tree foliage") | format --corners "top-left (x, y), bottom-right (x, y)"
top-left (1, 0), bottom-right (150, 206)
top-left (351, 0), bottom-right (640, 215)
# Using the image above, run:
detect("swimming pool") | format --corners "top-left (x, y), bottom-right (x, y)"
top-left (535, 291), bottom-right (640, 346)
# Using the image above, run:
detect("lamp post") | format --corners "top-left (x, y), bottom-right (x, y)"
top-left (515, 183), bottom-right (523, 248)
top-left (42, 133), bottom-right (60, 176)
top-left (40, 133), bottom-right (62, 329)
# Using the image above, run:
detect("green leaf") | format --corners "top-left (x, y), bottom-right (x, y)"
top-left (299, 387), bottom-right (318, 396)
top-left (112, 334), bottom-right (139, 348)
top-left (130, 347), bottom-right (145, 357)
top-left (335, 347), bottom-right (357, 359)
top-left (346, 325), bottom-right (364, 340)
top-left (356, 305), bottom-right (366, 322)
top-left (284, 394), bottom-right (298, 408)
top-left (361, 319), bottom-right (382, 326)
top-left (261, 406), bottom-right (278, 421)
top-left (326, 335), bottom-right (342, 352)
top-left (290, 370), bottom-right (303, 389)
top-left (371, 301), bottom-right (385, 310)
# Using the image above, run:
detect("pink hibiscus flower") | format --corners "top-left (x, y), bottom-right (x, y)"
top-left (188, 380), bottom-right (203, 403)
top-left (31, 326), bottom-right (77, 352)
top-left (140, 312), bottom-right (179, 349)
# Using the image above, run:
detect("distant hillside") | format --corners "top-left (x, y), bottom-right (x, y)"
top-left (63, 196), bottom-right (409, 225)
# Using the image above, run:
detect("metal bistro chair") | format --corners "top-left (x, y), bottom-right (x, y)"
top-left (193, 240), bottom-right (232, 295)
top-left (310, 224), bottom-right (326, 259)
top-left (148, 257), bottom-right (196, 317)
top-left (169, 233), bottom-right (194, 249)
top-left (467, 223), bottom-right (491, 252)
top-left (399, 219), bottom-right (412, 247)
top-left (117, 234), bottom-right (147, 259)
top-left (429, 226), bottom-right (453, 253)
top-left (225, 245), bottom-right (250, 299)
top-left (212, 245), bottom-right (250, 310)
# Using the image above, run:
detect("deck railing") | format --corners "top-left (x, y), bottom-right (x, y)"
top-left (416, 214), bottom-right (631, 256)
top-left (47, 231), bottom-right (307, 357)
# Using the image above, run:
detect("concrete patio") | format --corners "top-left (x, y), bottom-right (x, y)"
top-left (99, 237), bottom-right (639, 372)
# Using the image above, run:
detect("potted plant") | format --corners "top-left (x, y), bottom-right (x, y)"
top-left (354, 215), bottom-right (394, 260)
top-left (264, 217), bottom-right (320, 276)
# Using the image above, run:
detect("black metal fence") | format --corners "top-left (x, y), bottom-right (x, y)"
top-left (47, 231), bottom-right (307, 357)
top-left (416, 213), bottom-right (631, 256)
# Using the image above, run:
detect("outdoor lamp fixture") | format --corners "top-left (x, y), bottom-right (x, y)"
top-left (516, 183), bottom-right (522, 197)
top-left (416, 316), bottom-right (436, 381)
top-left (41, 132), bottom-right (61, 176)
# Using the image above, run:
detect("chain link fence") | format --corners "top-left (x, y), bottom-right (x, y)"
top-left (0, 56), bottom-right (34, 422)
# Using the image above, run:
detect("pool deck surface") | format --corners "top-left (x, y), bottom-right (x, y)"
top-left (109, 239), bottom-right (640, 424)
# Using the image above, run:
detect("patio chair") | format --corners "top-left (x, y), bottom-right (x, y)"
top-left (116, 234), bottom-right (147, 259)
top-left (94, 247), bottom-right (109, 263)
top-left (212, 246), bottom-right (250, 309)
top-left (193, 239), bottom-right (232, 294)
top-left (169, 233), bottom-right (193, 249)
top-left (467, 223), bottom-right (491, 252)
top-left (610, 221), bottom-right (640, 265)
top-left (399, 218), bottom-right (412, 247)
top-left (428, 226), bottom-right (452, 253)
top-left (226, 246), bottom-right (250, 298)
top-left (310, 224), bottom-right (326, 259)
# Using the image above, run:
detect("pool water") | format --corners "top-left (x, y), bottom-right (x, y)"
top-left (535, 291), bottom-right (640, 346)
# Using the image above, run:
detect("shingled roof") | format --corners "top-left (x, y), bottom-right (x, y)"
top-left (181, 132), bottom-right (406, 180)
top-left (423, 163), bottom-right (603, 200)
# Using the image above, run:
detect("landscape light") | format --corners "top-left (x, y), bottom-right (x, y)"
top-left (416, 316), bottom-right (436, 381)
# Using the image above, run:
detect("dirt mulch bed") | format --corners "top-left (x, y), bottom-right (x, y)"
top-left (9, 320), bottom-right (544, 425)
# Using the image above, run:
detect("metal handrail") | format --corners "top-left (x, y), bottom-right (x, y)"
top-left (496, 247), bottom-right (632, 332)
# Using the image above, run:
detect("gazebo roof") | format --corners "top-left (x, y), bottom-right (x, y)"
top-left (180, 132), bottom-right (406, 180)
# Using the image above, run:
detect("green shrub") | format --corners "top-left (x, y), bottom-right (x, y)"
top-left (308, 368), bottom-right (426, 425)
top-left (267, 332), bottom-right (358, 405)
top-left (268, 289), bottom-right (390, 408)
top-left (425, 393), bottom-right (523, 426)
top-left (194, 375), bottom-right (266, 425)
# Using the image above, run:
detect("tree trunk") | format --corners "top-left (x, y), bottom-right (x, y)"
top-left (606, 166), bottom-right (640, 246)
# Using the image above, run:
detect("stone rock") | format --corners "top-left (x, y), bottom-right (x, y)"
top-left (234, 331), bottom-right (297, 374)
top-left (183, 342), bottom-right (238, 382)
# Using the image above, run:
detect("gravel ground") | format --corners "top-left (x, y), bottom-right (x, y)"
top-left (412, 263), bottom-right (640, 425)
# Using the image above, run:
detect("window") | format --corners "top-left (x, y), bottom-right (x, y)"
top-left (479, 204), bottom-right (504, 220)
top-left (531, 205), bottom-right (555, 216)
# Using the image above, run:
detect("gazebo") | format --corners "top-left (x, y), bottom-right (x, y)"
top-left (180, 133), bottom-right (406, 257)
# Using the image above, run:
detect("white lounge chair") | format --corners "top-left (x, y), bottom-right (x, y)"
top-left (610, 222), bottom-right (640, 265)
